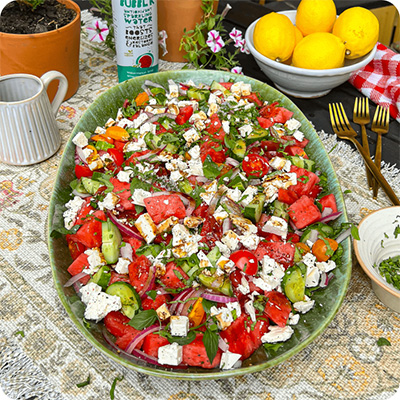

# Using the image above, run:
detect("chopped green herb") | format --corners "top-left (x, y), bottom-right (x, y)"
top-left (76, 374), bottom-right (91, 388)
top-left (377, 255), bottom-right (400, 290)
top-left (14, 330), bottom-right (24, 337)
top-left (110, 376), bottom-right (123, 400)
top-left (393, 225), bottom-right (400, 239)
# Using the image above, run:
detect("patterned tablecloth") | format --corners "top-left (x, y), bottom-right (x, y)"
top-left (1, 12), bottom-right (400, 400)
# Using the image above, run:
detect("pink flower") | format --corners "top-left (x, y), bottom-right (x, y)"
top-left (229, 28), bottom-right (243, 46)
top-left (237, 39), bottom-right (250, 54)
top-left (86, 19), bottom-right (109, 43)
top-left (206, 30), bottom-right (225, 53)
top-left (231, 66), bottom-right (243, 75)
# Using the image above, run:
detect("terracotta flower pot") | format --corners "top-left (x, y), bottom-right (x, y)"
top-left (0, 0), bottom-right (81, 101)
top-left (157, 0), bottom-right (218, 63)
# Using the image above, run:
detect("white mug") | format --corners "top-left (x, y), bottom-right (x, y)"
top-left (0, 71), bottom-right (68, 165)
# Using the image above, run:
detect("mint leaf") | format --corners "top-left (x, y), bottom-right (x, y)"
top-left (351, 224), bottom-right (360, 240)
top-left (128, 309), bottom-right (158, 330)
top-left (203, 155), bottom-right (222, 180)
top-left (146, 290), bottom-right (157, 300)
top-left (160, 329), bottom-right (197, 345)
top-left (202, 327), bottom-right (219, 364)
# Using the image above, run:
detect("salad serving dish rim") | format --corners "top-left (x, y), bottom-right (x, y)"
top-left (48, 69), bottom-right (352, 380)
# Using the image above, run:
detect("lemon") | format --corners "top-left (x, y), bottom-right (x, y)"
top-left (294, 26), bottom-right (304, 46)
top-left (296, 0), bottom-right (337, 36)
top-left (292, 32), bottom-right (346, 69)
top-left (333, 7), bottom-right (379, 59)
top-left (253, 12), bottom-right (296, 62)
top-left (282, 26), bottom-right (303, 65)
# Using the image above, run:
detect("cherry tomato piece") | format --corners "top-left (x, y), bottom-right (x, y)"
top-left (242, 154), bottom-right (270, 178)
top-left (230, 250), bottom-right (258, 275)
top-left (312, 238), bottom-right (338, 262)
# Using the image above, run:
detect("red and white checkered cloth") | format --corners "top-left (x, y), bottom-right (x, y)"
top-left (349, 42), bottom-right (400, 123)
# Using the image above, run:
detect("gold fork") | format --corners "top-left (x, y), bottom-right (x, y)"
top-left (329, 103), bottom-right (399, 205)
top-left (353, 98), bottom-right (372, 189)
top-left (371, 106), bottom-right (390, 199)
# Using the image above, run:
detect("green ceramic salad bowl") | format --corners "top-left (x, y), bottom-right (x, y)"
top-left (48, 69), bottom-right (351, 380)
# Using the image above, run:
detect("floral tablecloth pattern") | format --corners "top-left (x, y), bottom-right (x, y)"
top-left (1, 12), bottom-right (399, 400)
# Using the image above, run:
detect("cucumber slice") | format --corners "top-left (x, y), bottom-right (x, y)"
top-left (282, 265), bottom-right (305, 303)
top-left (289, 156), bottom-right (315, 172)
top-left (243, 193), bottom-right (266, 223)
top-left (273, 200), bottom-right (289, 220)
top-left (187, 88), bottom-right (210, 101)
top-left (178, 178), bottom-right (193, 194)
top-left (207, 246), bottom-right (222, 267)
top-left (70, 179), bottom-right (88, 194)
top-left (210, 81), bottom-right (231, 96)
top-left (246, 128), bottom-right (270, 143)
top-left (102, 220), bottom-right (122, 264)
top-left (144, 132), bottom-right (162, 150)
top-left (232, 139), bottom-right (246, 159)
top-left (94, 141), bottom-right (114, 151)
top-left (89, 265), bottom-right (111, 290)
top-left (82, 177), bottom-right (103, 195)
top-left (121, 304), bottom-right (136, 319)
top-left (220, 278), bottom-right (233, 297)
top-left (105, 281), bottom-right (141, 314)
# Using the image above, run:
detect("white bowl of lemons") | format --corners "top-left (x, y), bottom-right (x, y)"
top-left (245, 8), bottom-right (378, 98)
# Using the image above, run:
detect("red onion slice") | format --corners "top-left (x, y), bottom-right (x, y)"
top-left (175, 289), bottom-right (195, 316)
top-left (208, 186), bottom-right (227, 216)
top-left (64, 271), bottom-right (89, 287)
top-left (143, 80), bottom-right (165, 90)
top-left (218, 337), bottom-right (229, 352)
top-left (202, 291), bottom-right (237, 303)
top-left (169, 288), bottom-right (193, 315)
top-left (308, 229), bottom-right (319, 244)
top-left (226, 157), bottom-right (240, 167)
top-left (195, 176), bottom-right (210, 184)
top-left (125, 324), bottom-right (160, 354)
top-left (146, 112), bottom-right (177, 125)
top-left (317, 211), bottom-right (342, 224)
top-left (335, 227), bottom-right (351, 244)
top-left (321, 207), bottom-right (333, 218)
top-left (179, 288), bottom-right (205, 316)
top-left (138, 266), bottom-right (156, 298)
top-left (120, 242), bottom-right (133, 261)
top-left (72, 189), bottom-right (92, 199)
top-left (107, 211), bottom-right (144, 241)
top-left (75, 146), bottom-right (87, 165)
top-left (222, 217), bottom-right (231, 233)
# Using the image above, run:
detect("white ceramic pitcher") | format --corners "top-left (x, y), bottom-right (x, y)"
top-left (0, 71), bottom-right (68, 165)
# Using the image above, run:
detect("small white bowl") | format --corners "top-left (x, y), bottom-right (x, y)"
top-left (354, 206), bottom-right (400, 313)
top-left (245, 10), bottom-right (377, 98)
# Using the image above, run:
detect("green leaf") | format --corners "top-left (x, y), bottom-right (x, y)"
top-left (189, 185), bottom-right (206, 208)
top-left (76, 374), bottom-right (91, 388)
top-left (201, 298), bottom-right (217, 314)
top-left (393, 225), bottom-right (400, 239)
top-left (377, 337), bottom-right (391, 347)
top-left (165, 330), bottom-right (197, 345)
top-left (263, 342), bottom-right (284, 357)
top-left (110, 376), bottom-right (123, 400)
top-left (202, 327), bottom-right (219, 364)
top-left (203, 155), bottom-right (222, 180)
top-left (146, 290), bottom-right (157, 300)
top-left (130, 177), bottom-right (152, 192)
top-left (351, 224), bottom-right (360, 241)
top-left (128, 309), bottom-right (158, 330)
top-left (14, 330), bottom-right (25, 337)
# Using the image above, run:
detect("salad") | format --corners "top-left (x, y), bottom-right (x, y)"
top-left (56, 78), bottom-right (351, 370)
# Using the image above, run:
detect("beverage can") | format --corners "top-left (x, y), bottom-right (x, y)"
top-left (112, 0), bottom-right (159, 82)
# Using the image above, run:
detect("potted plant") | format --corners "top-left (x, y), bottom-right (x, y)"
top-left (0, 0), bottom-right (81, 101)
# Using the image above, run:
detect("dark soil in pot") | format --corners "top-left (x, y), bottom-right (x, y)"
top-left (0, 0), bottom-right (76, 34)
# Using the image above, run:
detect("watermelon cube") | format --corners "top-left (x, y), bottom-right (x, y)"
top-left (288, 195), bottom-right (322, 229)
